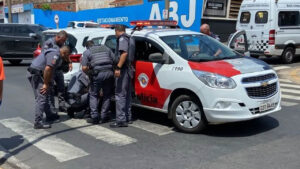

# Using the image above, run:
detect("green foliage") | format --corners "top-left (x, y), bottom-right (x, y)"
top-left (41, 4), bottom-right (52, 11)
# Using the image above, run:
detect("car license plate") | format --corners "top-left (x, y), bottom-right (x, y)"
top-left (259, 102), bottom-right (276, 112)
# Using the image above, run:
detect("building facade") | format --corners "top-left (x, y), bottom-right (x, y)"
top-left (3, 0), bottom-right (242, 41)
top-left (0, 0), bottom-right (4, 23)
top-left (202, 0), bottom-right (243, 41)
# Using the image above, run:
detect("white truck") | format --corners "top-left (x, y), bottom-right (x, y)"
top-left (236, 0), bottom-right (300, 64)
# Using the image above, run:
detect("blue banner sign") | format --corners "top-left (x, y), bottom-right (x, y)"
top-left (34, 0), bottom-right (203, 32)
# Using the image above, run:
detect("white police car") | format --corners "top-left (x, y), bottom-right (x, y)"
top-left (44, 21), bottom-right (281, 133)
top-left (128, 20), bottom-right (281, 133)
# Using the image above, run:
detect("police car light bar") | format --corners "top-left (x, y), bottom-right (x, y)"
top-left (130, 20), bottom-right (178, 27)
top-left (100, 24), bottom-right (114, 28)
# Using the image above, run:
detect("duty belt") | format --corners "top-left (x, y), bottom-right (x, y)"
top-left (92, 68), bottom-right (113, 75)
top-left (27, 67), bottom-right (43, 75)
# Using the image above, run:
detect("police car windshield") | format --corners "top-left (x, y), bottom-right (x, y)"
top-left (160, 34), bottom-right (243, 62)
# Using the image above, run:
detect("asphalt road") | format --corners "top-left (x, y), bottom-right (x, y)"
top-left (1, 58), bottom-right (300, 169)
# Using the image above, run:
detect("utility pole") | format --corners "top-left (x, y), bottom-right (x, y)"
top-left (7, 0), bottom-right (12, 23)
top-left (164, 0), bottom-right (169, 20)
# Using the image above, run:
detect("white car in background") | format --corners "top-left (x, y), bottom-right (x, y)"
top-left (67, 21), bottom-right (100, 28)
top-left (42, 28), bottom-right (118, 84)
top-left (237, 0), bottom-right (300, 64)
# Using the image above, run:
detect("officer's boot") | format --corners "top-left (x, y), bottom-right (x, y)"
top-left (58, 92), bottom-right (67, 112)
top-left (34, 122), bottom-right (51, 129)
top-left (86, 116), bottom-right (100, 124)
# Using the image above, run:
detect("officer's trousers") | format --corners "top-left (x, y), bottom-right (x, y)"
top-left (115, 68), bottom-right (133, 123)
top-left (27, 71), bottom-right (52, 124)
top-left (90, 71), bottom-right (114, 119)
top-left (49, 70), bottom-right (65, 110)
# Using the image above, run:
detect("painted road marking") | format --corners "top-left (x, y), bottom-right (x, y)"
top-left (0, 145), bottom-right (31, 169)
top-left (281, 94), bottom-right (300, 101)
top-left (0, 117), bottom-right (89, 162)
top-left (281, 88), bottom-right (300, 95)
top-left (281, 101), bottom-right (298, 107)
top-left (273, 66), bottom-right (291, 71)
top-left (279, 79), bottom-right (293, 83)
top-left (62, 119), bottom-right (137, 146)
top-left (280, 83), bottom-right (300, 89)
top-left (130, 120), bottom-right (174, 136)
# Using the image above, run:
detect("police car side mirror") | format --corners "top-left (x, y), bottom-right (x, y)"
top-left (149, 52), bottom-right (174, 64)
top-left (29, 33), bottom-right (37, 38)
top-left (149, 53), bottom-right (165, 64)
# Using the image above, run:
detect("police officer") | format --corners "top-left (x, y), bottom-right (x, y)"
top-left (200, 24), bottom-right (220, 41)
top-left (110, 24), bottom-right (134, 128)
top-left (43, 31), bottom-right (71, 113)
top-left (81, 41), bottom-right (115, 124)
top-left (27, 46), bottom-right (71, 129)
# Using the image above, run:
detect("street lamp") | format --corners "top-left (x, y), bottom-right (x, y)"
top-left (164, 0), bottom-right (169, 20)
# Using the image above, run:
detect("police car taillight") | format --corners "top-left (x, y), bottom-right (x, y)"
top-left (100, 24), bottom-right (114, 28)
top-left (70, 54), bottom-right (82, 63)
top-left (130, 20), bottom-right (178, 27)
top-left (33, 44), bottom-right (42, 58)
top-left (269, 30), bottom-right (276, 45)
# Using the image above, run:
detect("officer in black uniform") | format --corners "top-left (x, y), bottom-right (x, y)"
top-left (43, 31), bottom-right (71, 112)
top-left (81, 41), bottom-right (115, 124)
top-left (27, 46), bottom-right (70, 129)
top-left (110, 24), bottom-right (134, 128)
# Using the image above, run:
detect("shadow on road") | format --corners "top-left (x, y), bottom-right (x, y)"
top-left (0, 136), bottom-right (25, 151)
top-left (0, 123), bottom-right (94, 165)
top-left (132, 107), bottom-right (173, 127)
top-left (203, 116), bottom-right (279, 137)
top-left (0, 136), bottom-right (25, 165)
top-left (4, 63), bottom-right (31, 67)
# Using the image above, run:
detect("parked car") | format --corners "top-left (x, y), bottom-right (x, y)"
top-left (0, 23), bottom-right (47, 65)
top-left (41, 28), bottom-right (118, 84)
top-left (67, 21), bottom-right (100, 28)
top-left (237, 0), bottom-right (300, 64)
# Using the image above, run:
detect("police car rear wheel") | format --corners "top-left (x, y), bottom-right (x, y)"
top-left (171, 95), bottom-right (206, 133)
top-left (281, 47), bottom-right (295, 64)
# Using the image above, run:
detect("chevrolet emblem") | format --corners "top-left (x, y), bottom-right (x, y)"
top-left (261, 81), bottom-right (269, 87)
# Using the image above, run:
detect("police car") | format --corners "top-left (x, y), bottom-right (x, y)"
top-left (43, 21), bottom-right (281, 133)
top-left (128, 20), bottom-right (281, 133)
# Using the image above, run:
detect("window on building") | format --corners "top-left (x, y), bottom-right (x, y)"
top-left (203, 0), bottom-right (227, 17)
top-left (278, 11), bottom-right (300, 27)
top-left (240, 12), bottom-right (251, 23)
top-left (255, 11), bottom-right (268, 24)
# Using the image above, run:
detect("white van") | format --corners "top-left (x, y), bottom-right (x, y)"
top-left (236, 0), bottom-right (300, 64)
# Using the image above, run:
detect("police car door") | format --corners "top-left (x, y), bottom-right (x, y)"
top-left (228, 30), bottom-right (250, 56)
top-left (133, 37), bottom-right (171, 109)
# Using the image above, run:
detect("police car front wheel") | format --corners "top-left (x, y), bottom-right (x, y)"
top-left (171, 95), bottom-right (207, 133)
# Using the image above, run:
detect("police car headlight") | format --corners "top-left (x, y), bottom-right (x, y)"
top-left (192, 70), bottom-right (236, 89)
